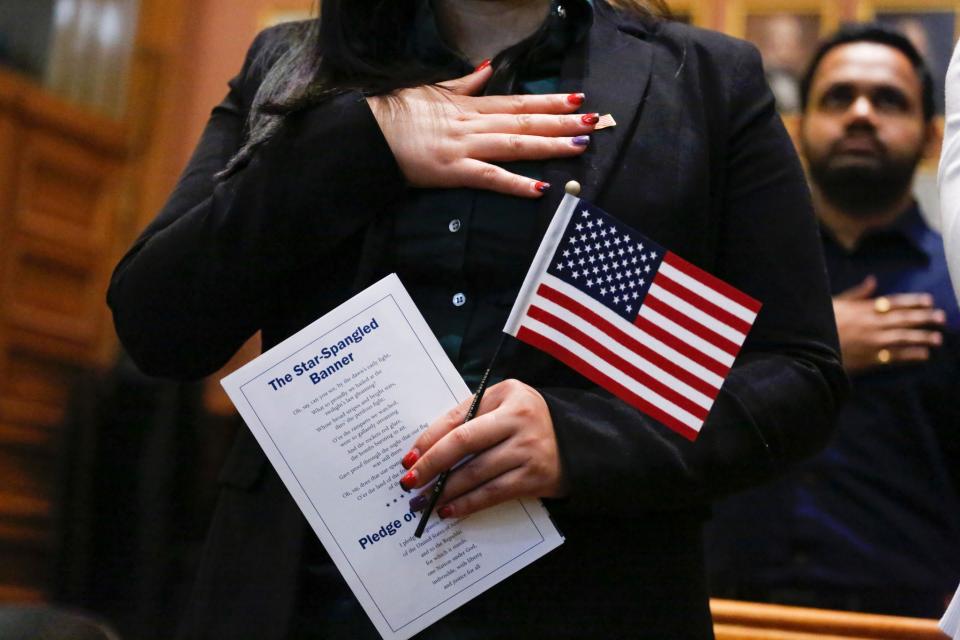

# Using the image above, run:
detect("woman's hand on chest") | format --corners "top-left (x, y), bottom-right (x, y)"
top-left (367, 63), bottom-right (597, 199)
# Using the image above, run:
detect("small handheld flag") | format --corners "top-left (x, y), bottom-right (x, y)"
top-left (503, 195), bottom-right (761, 441)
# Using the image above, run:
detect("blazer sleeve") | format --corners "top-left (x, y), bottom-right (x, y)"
top-left (107, 26), bottom-right (407, 379)
top-left (939, 39), bottom-right (960, 303)
top-left (539, 41), bottom-right (847, 516)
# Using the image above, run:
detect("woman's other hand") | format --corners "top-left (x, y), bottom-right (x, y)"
top-left (400, 379), bottom-right (568, 518)
top-left (366, 63), bottom-right (596, 198)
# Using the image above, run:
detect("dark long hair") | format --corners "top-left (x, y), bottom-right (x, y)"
top-left (219, 0), bottom-right (668, 178)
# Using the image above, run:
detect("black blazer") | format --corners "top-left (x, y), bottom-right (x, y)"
top-left (109, 4), bottom-right (845, 638)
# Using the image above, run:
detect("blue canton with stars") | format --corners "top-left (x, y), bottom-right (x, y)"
top-left (546, 203), bottom-right (666, 322)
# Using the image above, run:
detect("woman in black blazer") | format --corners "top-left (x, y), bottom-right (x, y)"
top-left (108, 0), bottom-right (846, 637)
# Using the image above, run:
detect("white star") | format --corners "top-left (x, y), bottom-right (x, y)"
top-left (629, 280), bottom-right (636, 288)
top-left (607, 250), bottom-right (615, 259)
top-left (573, 246), bottom-right (581, 255)
top-left (594, 243), bottom-right (601, 251)
top-left (641, 254), bottom-right (648, 263)
top-left (621, 259), bottom-right (630, 268)
top-left (601, 263), bottom-right (609, 272)
top-left (592, 266), bottom-right (600, 274)
top-left (588, 255), bottom-right (596, 264)
top-left (600, 228), bottom-right (608, 237)
top-left (563, 250), bottom-right (570, 258)
top-left (615, 272), bottom-right (623, 281)
top-left (627, 245), bottom-right (635, 253)
top-left (575, 223), bottom-right (583, 231)
top-left (613, 236), bottom-right (621, 246)
top-left (556, 263), bottom-right (564, 271)
top-left (572, 270), bottom-right (580, 279)
top-left (622, 235), bottom-right (631, 244)
top-left (644, 265), bottom-right (651, 273)
top-left (590, 232), bottom-right (598, 240)
top-left (568, 236), bottom-right (577, 244)
top-left (631, 256), bottom-right (638, 264)
top-left (618, 248), bottom-right (625, 256)
top-left (567, 260), bottom-right (575, 269)
top-left (586, 220), bottom-right (594, 229)
top-left (600, 287), bottom-right (608, 295)
top-left (586, 279), bottom-right (594, 287)
top-left (581, 210), bottom-right (590, 218)
top-left (619, 283), bottom-right (627, 291)
top-left (638, 243), bottom-right (644, 251)
top-left (596, 218), bottom-right (604, 226)
top-left (613, 295), bottom-right (621, 303)
top-left (580, 235), bottom-right (589, 243)
top-left (639, 278), bottom-right (645, 286)
top-left (626, 305), bottom-right (633, 313)
top-left (650, 251), bottom-right (658, 259)
top-left (606, 274), bottom-right (614, 283)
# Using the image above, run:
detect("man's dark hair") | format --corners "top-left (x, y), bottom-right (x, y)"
top-left (799, 23), bottom-right (935, 122)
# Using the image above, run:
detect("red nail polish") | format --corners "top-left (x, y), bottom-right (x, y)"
top-left (401, 449), bottom-right (419, 469)
top-left (400, 470), bottom-right (417, 491)
top-left (581, 113), bottom-right (599, 125)
top-left (535, 181), bottom-right (550, 193)
top-left (474, 59), bottom-right (491, 73)
top-left (566, 93), bottom-right (585, 106)
top-left (438, 505), bottom-right (454, 519)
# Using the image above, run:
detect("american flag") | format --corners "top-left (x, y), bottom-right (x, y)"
top-left (504, 195), bottom-right (760, 441)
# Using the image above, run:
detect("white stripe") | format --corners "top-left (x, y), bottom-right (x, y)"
top-left (541, 274), bottom-right (727, 387)
top-left (659, 261), bottom-right (757, 323)
top-left (519, 316), bottom-right (702, 431)
top-left (648, 284), bottom-right (748, 346)
top-left (530, 294), bottom-right (715, 409)
top-left (638, 305), bottom-right (735, 367)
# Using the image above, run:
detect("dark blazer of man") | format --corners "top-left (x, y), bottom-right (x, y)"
top-left (108, 3), bottom-right (846, 638)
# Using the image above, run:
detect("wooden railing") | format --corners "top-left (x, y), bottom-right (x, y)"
top-left (712, 599), bottom-right (948, 639)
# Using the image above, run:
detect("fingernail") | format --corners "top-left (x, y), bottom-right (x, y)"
top-left (934, 332), bottom-right (943, 345)
top-left (438, 505), bottom-right (454, 519)
top-left (581, 113), bottom-right (599, 125)
top-left (474, 59), bottom-right (491, 72)
top-left (410, 494), bottom-right (429, 512)
top-left (566, 93), bottom-right (585, 106)
top-left (400, 470), bottom-right (417, 491)
top-left (535, 181), bottom-right (551, 193)
top-left (935, 310), bottom-right (947, 322)
top-left (572, 135), bottom-right (591, 146)
top-left (401, 449), bottom-right (420, 469)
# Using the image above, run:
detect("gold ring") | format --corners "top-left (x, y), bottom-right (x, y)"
top-left (874, 296), bottom-right (891, 314)
top-left (876, 348), bottom-right (891, 365)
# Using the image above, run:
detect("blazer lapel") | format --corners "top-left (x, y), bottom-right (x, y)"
top-left (534, 7), bottom-right (656, 231)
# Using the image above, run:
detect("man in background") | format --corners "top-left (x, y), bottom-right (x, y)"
top-left (708, 24), bottom-right (960, 617)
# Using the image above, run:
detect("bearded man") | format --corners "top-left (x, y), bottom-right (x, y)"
top-left (707, 24), bottom-right (960, 617)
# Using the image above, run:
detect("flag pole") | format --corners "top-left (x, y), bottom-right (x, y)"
top-left (414, 333), bottom-right (508, 538)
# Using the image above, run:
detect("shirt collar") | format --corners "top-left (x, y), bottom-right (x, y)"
top-left (410, 0), bottom-right (594, 76)
top-left (820, 202), bottom-right (932, 262)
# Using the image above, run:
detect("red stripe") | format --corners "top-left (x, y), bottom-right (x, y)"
top-left (653, 272), bottom-right (752, 336)
top-left (526, 305), bottom-right (711, 420)
top-left (643, 295), bottom-right (740, 357)
top-left (633, 314), bottom-right (730, 378)
top-left (664, 253), bottom-right (762, 314)
top-left (516, 326), bottom-right (700, 441)
top-left (536, 283), bottom-right (724, 388)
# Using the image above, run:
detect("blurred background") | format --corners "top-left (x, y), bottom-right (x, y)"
top-left (0, 0), bottom-right (956, 637)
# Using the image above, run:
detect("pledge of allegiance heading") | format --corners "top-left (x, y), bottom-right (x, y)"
top-left (267, 318), bottom-right (380, 391)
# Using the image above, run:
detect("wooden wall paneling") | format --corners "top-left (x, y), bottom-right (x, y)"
top-left (724, 0), bottom-right (841, 39)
